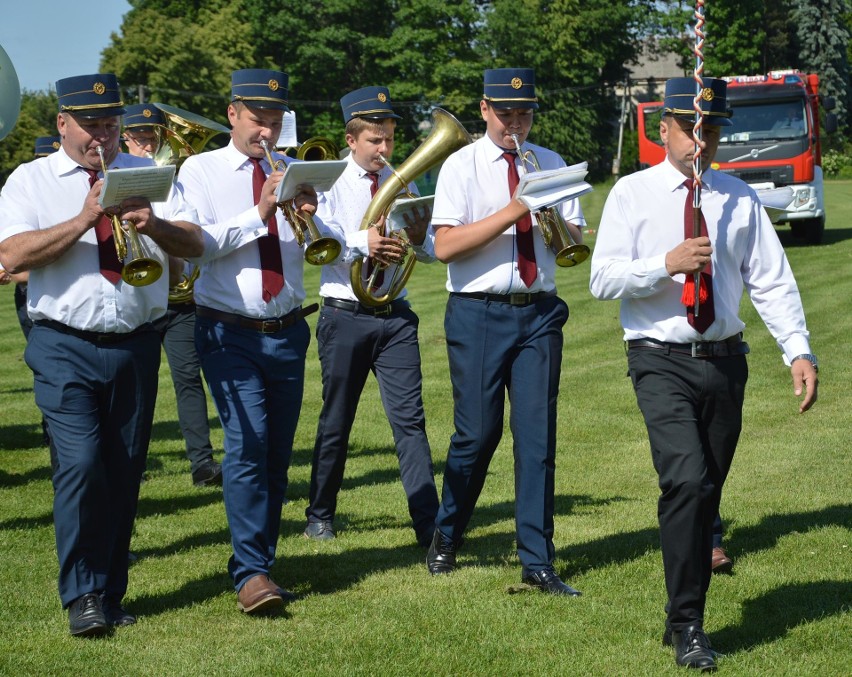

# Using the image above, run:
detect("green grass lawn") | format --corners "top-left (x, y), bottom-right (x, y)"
top-left (0, 181), bottom-right (849, 676)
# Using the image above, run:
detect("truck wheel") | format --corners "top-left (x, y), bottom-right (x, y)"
top-left (790, 217), bottom-right (824, 245)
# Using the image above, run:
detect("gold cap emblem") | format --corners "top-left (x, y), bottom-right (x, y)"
top-left (142, 108), bottom-right (152, 118)
top-left (52, 141), bottom-right (61, 150)
top-left (377, 92), bottom-right (387, 103)
top-left (93, 82), bottom-right (106, 95)
top-left (511, 77), bottom-right (523, 90)
top-left (701, 88), bottom-right (714, 102)
top-left (268, 79), bottom-right (279, 91)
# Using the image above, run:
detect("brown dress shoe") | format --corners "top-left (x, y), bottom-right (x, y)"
top-left (711, 547), bottom-right (733, 574)
top-left (237, 574), bottom-right (284, 614)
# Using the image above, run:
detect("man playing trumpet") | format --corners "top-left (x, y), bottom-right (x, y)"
top-left (0, 73), bottom-right (203, 637)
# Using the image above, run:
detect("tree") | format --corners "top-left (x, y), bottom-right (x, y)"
top-left (0, 91), bottom-right (58, 186)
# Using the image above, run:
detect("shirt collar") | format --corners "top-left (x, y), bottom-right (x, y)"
top-left (225, 140), bottom-right (272, 172)
top-left (483, 134), bottom-right (520, 163)
top-left (661, 157), bottom-right (717, 193)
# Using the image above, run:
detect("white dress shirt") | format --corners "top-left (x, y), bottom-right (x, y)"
top-left (178, 141), bottom-right (307, 318)
top-left (0, 148), bottom-right (197, 332)
top-left (315, 153), bottom-right (431, 301)
top-left (589, 159), bottom-right (812, 363)
top-left (430, 135), bottom-right (585, 294)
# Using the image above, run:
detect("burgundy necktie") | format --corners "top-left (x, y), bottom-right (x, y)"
top-left (681, 178), bottom-right (715, 333)
top-left (83, 168), bottom-right (123, 284)
top-left (501, 152), bottom-right (536, 287)
top-left (364, 171), bottom-right (384, 289)
top-left (250, 158), bottom-right (284, 302)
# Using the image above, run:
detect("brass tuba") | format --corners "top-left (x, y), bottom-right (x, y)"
top-left (96, 145), bottom-right (163, 286)
top-left (296, 136), bottom-right (341, 161)
top-left (350, 108), bottom-right (473, 307)
top-left (0, 43), bottom-right (21, 142)
top-left (150, 103), bottom-right (231, 168)
top-left (510, 134), bottom-right (589, 268)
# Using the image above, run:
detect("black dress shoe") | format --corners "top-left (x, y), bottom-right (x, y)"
top-left (192, 459), bottom-right (223, 487)
top-left (68, 593), bottom-right (108, 637)
top-left (426, 529), bottom-right (457, 575)
top-left (101, 595), bottom-right (137, 627)
top-left (522, 567), bottom-right (582, 596)
top-left (672, 625), bottom-right (717, 671)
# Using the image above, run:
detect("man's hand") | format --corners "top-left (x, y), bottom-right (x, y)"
top-left (258, 170), bottom-right (285, 222)
top-left (402, 204), bottom-right (431, 246)
top-left (292, 183), bottom-right (318, 216)
top-left (367, 217), bottom-right (406, 266)
top-left (665, 236), bottom-right (713, 276)
top-left (81, 180), bottom-right (109, 229)
top-left (119, 196), bottom-right (159, 235)
top-left (791, 359), bottom-right (819, 413)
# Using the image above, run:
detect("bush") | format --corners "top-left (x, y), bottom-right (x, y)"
top-left (822, 149), bottom-right (852, 177)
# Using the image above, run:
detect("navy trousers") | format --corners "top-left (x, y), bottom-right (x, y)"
top-left (26, 323), bottom-right (160, 607)
top-left (306, 302), bottom-right (438, 541)
top-left (195, 315), bottom-right (309, 591)
top-left (155, 303), bottom-right (214, 473)
top-left (627, 347), bottom-right (747, 631)
top-left (435, 293), bottom-right (569, 574)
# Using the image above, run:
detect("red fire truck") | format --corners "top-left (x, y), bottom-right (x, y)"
top-left (637, 70), bottom-right (837, 244)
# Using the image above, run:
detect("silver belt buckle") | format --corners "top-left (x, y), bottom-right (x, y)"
top-left (261, 318), bottom-right (283, 333)
top-left (373, 304), bottom-right (393, 316)
top-left (691, 342), bottom-right (709, 358)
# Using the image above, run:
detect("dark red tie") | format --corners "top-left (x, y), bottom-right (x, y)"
top-left (250, 158), bottom-right (284, 302)
top-left (681, 178), bottom-right (715, 333)
top-left (501, 152), bottom-right (536, 287)
top-left (364, 171), bottom-right (384, 289)
top-left (83, 168), bottom-right (122, 284)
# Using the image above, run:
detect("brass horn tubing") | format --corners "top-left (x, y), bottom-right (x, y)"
top-left (96, 145), bottom-right (128, 260)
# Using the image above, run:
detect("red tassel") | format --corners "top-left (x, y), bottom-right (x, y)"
top-left (681, 274), bottom-right (709, 306)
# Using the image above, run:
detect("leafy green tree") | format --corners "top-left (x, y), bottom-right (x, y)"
top-left (0, 91), bottom-right (58, 186)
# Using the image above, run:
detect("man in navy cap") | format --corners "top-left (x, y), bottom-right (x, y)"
top-left (427, 68), bottom-right (585, 596)
top-left (177, 68), bottom-right (320, 614)
top-left (302, 86), bottom-right (439, 546)
top-left (122, 103), bottom-right (166, 159)
top-left (590, 77), bottom-right (818, 670)
top-left (122, 102), bottom-right (223, 489)
top-left (0, 73), bottom-right (203, 637)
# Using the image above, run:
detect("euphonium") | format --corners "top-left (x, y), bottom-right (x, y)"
top-left (96, 145), bottom-right (163, 286)
top-left (510, 134), bottom-right (590, 268)
top-left (350, 108), bottom-right (473, 307)
top-left (260, 139), bottom-right (341, 266)
top-left (151, 103), bottom-right (230, 168)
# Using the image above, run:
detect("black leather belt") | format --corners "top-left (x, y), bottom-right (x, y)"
top-left (452, 290), bottom-right (556, 306)
top-left (627, 335), bottom-right (750, 358)
top-left (322, 297), bottom-right (409, 317)
top-left (34, 319), bottom-right (156, 344)
top-left (196, 303), bottom-right (319, 334)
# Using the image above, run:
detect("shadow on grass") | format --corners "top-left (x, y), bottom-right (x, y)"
top-left (712, 580), bottom-right (852, 653)
top-left (726, 504), bottom-right (852, 559)
top-left (0, 423), bottom-right (48, 451)
top-left (777, 226), bottom-right (852, 247)
top-left (0, 463), bottom-right (52, 488)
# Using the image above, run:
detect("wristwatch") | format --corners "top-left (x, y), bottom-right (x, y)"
top-left (791, 354), bottom-right (819, 372)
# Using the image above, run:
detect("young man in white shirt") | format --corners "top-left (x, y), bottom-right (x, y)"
top-left (303, 86), bottom-right (438, 547)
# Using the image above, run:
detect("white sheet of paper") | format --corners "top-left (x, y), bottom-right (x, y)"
top-left (514, 161), bottom-right (591, 210)
top-left (276, 160), bottom-right (348, 202)
top-left (386, 196), bottom-right (434, 232)
top-left (276, 111), bottom-right (299, 148)
top-left (98, 165), bottom-right (176, 208)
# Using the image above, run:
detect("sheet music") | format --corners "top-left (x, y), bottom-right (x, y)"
top-left (98, 165), bottom-right (176, 208)
top-left (514, 161), bottom-right (593, 211)
top-left (275, 160), bottom-right (348, 202)
top-left (276, 111), bottom-right (299, 148)
top-left (386, 196), bottom-right (434, 232)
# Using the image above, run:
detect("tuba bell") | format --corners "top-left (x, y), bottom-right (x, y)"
top-left (350, 108), bottom-right (473, 307)
top-left (0, 43), bottom-right (21, 142)
top-left (296, 136), bottom-right (341, 161)
top-left (150, 103), bottom-right (231, 168)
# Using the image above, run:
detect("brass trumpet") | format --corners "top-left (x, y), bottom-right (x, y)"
top-left (260, 139), bottom-right (341, 266)
top-left (95, 145), bottom-right (163, 286)
top-left (510, 134), bottom-right (589, 268)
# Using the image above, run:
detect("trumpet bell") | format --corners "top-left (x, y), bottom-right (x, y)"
top-left (555, 244), bottom-right (590, 268)
top-left (305, 238), bottom-right (342, 266)
top-left (122, 257), bottom-right (163, 286)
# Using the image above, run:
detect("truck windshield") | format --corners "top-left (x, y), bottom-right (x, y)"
top-left (720, 100), bottom-right (807, 144)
